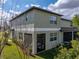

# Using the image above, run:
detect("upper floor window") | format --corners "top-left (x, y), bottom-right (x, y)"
top-left (50, 33), bottom-right (57, 41)
top-left (26, 17), bottom-right (28, 21)
top-left (50, 16), bottom-right (57, 24)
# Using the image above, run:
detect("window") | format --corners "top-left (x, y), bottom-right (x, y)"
top-left (50, 16), bottom-right (57, 24)
top-left (50, 33), bottom-right (57, 41)
top-left (26, 17), bottom-right (27, 21)
top-left (26, 16), bottom-right (29, 21)
top-left (19, 32), bottom-right (23, 40)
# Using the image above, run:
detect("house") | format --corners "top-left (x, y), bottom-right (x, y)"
top-left (10, 7), bottom-right (78, 54)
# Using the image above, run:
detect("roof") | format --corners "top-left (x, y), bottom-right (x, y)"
top-left (60, 27), bottom-right (78, 32)
top-left (10, 6), bottom-right (62, 22)
top-left (61, 18), bottom-right (71, 22)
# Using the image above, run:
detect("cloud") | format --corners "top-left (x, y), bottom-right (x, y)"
top-left (48, 4), bottom-right (56, 11)
top-left (42, 7), bottom-right (47, 9)
top-left (16, 5), bottom-right (20, 9)
top-left (0, 9), bottom-right (21, 24)
top-left (0, 10), bottom-right (11, 25)
top-left (62, 7), bottom-right (79, 19)
top-left (48, 0), bottom-right (79, 19)
top-left (0, 9), bottom-right (23, 25)
top-left (30, 4), bottom-right (40, 7)
top-left (0, 8), bottom-right (2, 10)
top-left (0, 0), bottom-right (7, 4)
top-left (0, 10), bottom-right (10, 19)
top-left (9, 10), bottom-right (21, 15)
top-left (25, 4), bottom-right (29, 8)
top-left (53, 0), bottom-right (79, 9)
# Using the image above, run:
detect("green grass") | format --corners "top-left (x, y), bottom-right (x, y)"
top-left (1, 43), bottom-right (24, 59)
top-left (37, 47), bottom-right (59, 59)
top-left (1, 42), bottom-right (59, 59)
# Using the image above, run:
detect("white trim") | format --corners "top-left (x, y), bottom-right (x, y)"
top-left (15, 28), bottom-right (61, 32)
top-left (72, 31), bottom-right (74, 40)
top-left (35, 28), bottom-right (61, 31)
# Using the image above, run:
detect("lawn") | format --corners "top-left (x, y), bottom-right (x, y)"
top-left (1, 43), bottom-right (24, 59)
top-left (1, 42), bottom-right (59, 59)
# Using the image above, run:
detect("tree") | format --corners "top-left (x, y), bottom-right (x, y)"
top-left (72, 15), bottom-right (79, 28)
top-left (54, 40), bottom-right (79, 59)
top-left (0, 21), bottom-right (11, 58)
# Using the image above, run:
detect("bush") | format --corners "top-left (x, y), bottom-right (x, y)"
top-left (54, 40), bottom-right (79, 59)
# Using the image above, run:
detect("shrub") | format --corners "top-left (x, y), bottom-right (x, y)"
top-left (54, 40), bottom-right (79, 59)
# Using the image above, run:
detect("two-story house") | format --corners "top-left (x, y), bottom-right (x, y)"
top-left (10, 7), bottom-right (77, 54)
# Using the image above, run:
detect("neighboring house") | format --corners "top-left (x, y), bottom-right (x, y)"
top-left (10, 7), bottom-right (78, 54)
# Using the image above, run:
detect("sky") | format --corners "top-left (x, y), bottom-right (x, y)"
top-left (0, 0), bottom-right (79, 21)
top-left (0, 0), bottom-right (57, 12)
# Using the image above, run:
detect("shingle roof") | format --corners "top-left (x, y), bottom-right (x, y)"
top-left (61, 18), bottom-right (71, 22)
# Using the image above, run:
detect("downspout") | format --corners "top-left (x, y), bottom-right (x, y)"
top-left (71, 21), bottom-right (74, 40)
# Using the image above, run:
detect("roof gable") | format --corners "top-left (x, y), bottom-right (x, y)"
top-left (10, 7), bottom-right (62, 22)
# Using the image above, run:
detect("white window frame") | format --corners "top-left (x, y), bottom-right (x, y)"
top-left (50, 33), bottom-right (57, 41)
top-left (50, 16), bottom-right (57, 24)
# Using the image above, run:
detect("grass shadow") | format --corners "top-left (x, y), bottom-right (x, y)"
top-left (36, 47), bottom-right (60, 59)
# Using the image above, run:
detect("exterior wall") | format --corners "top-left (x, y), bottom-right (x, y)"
top-left (11, 24), bottom-right (34, 41)
top-left (10, 10), bottom-right (35, 39)
top-left (10, 10), bottom-right (35, 29)
top-left (11, 9), bottom-right (71, 29)
top-left (33, 9), bottom-right (61, 28)
top-left (46, 31), bottom-right (63, 50)
top-left (46, 32), bottom-right (58, 50)
top-left (14, 24), bottom-right (34, 33)
top-left (60, 20), bottom-right (71, 27)
top-left (32, 31), bottom-right (63, 54)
